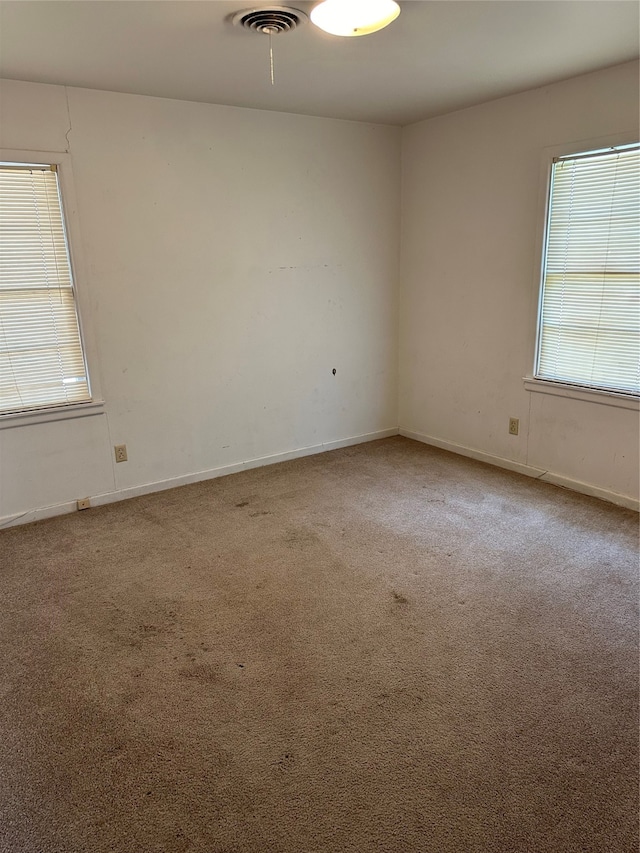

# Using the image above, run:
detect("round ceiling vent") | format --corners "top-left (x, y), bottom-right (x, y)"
top-left (231, 6), bottom-right (308, 34)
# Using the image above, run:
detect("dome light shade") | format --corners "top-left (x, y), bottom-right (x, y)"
top-left (310, 0), bottom-right (400, 37)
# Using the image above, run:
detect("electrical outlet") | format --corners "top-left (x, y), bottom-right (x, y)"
top-left (114, 444), bottom-right (128, 463)
top-left (77, 498), bottom-right (91, 511)
top-left (508, 418), bottom-right (519, 436)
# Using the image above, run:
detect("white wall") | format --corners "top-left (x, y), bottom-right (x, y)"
top-left (0, 80), bottom-right (400, 522)
top-left (400, 61), bottom-right (640, 506)
top-left (2, 62), bottom-right (638, 523)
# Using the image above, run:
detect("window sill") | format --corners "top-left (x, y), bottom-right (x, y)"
top-left (0, 400), bottom-right (106, 430)
top-left (523, 378), bottom-right (639, 411)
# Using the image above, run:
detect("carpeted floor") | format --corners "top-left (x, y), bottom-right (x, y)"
top-left (0, 436), bottom-right (637, 853)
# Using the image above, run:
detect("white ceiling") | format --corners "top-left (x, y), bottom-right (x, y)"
top-left (0, 0), bottom-right (638, 125)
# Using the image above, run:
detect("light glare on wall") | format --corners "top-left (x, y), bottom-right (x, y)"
top-left (310, 0), bottom-right (401, 37)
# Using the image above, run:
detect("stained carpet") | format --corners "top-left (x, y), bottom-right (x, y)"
top-left (0, 437), bottom-right (637, 852)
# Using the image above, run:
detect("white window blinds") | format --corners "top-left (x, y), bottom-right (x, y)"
top-left (0, 164), bottom-right (90, 414)
top-left (536, 144), bottom-right (640, 396)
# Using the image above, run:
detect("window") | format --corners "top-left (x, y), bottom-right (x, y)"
top-left (0, 162), bottom-right (92, 415)
top-left (535, 143), bottom-right (639, 397)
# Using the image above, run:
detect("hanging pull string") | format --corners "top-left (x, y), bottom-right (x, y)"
top-left (269, 30), bottom-right (274, 85)
top-left (262, 26), bottom-right (276, 86)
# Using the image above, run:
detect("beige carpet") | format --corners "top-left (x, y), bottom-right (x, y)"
top-left (0, 437), bottom-right (637, 853)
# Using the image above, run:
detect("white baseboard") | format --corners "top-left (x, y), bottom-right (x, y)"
top-left (3, 425), bottom-right (635, 529)
top-left (399, 428), bottom-right (639, 512)
top-left (0, 428), bottom-right (399, 529)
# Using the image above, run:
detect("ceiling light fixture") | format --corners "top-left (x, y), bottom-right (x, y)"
top-left (310, 0), bottom-right (401, 37)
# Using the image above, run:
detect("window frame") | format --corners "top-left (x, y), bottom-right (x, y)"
top-left (525, 131), bottom-right (640, 411)
top-left (0, 149), bottom-right (104, 428)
